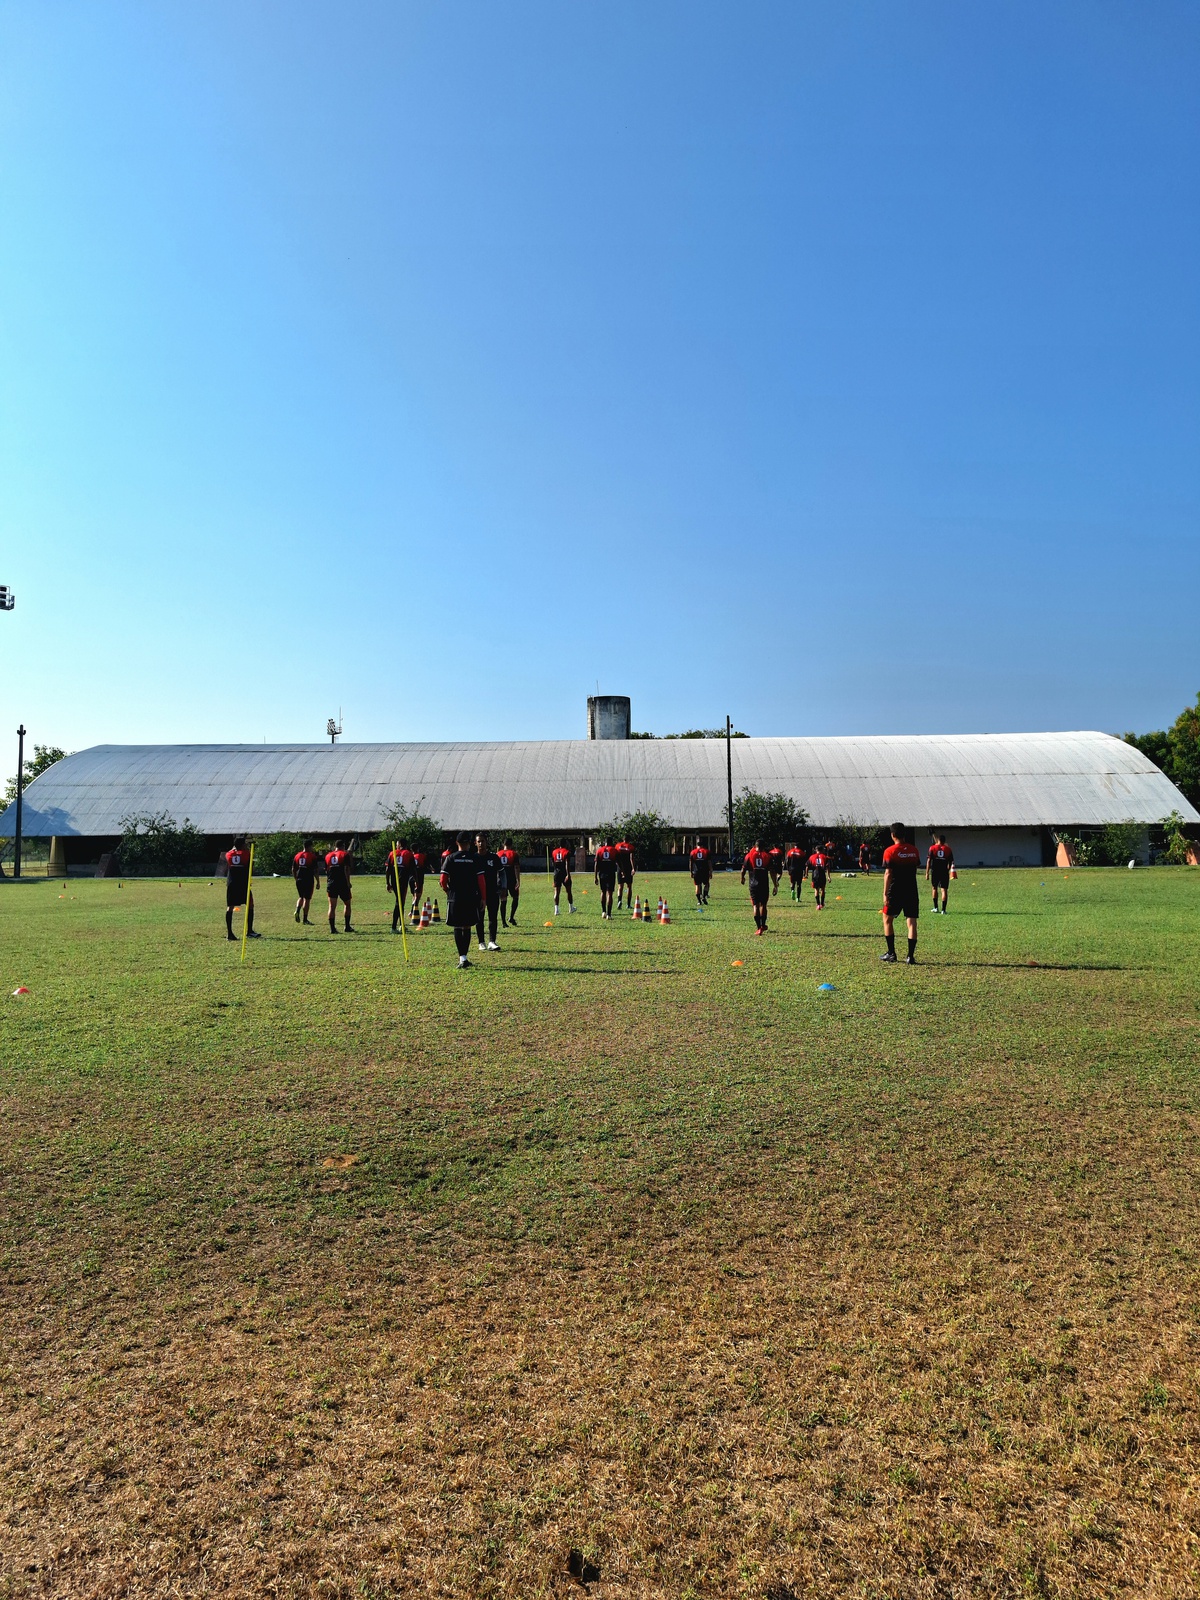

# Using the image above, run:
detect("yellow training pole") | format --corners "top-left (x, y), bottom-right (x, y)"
top-left (393, 841), bottom-right (410, 963)
top-left (545, 844), bottom-right (551, 879)
top-left (240, 842), bottom-right (255, 962)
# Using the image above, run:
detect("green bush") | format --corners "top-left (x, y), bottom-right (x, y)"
top-left (118, 811), bottom-right (207, 875)
top-left (730, 788), bottom-right (809, 859)
top-left (594, 810), bottom-right (670, 871)
top-left (250, 832), bottom-right (306, 876)
top-left (1161, 810), bottom-right (1193, 865)
top-left (378, 799), bottom-right (444, 863)
top-left (1097, 820), bottom-right (1144, 866)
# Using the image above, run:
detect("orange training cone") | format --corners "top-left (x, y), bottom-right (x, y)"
top-left (659, 899), bottom-right (671, 924)
top-left (418, 899), bottom-right (432, 929)
top-left (631, 895), bottom-right (641, 921)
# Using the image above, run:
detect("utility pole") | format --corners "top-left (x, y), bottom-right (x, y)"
top-left (14, 725), bottom-right (25, 879)
top-left (726, 714), bottom-right (735, 867)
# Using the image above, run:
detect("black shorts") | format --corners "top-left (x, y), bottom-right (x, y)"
top-left (810, 870), bottom-right (827, 890)
top-left (327, 883), bottom-right (352, 905)
top-left (294, 873), bottom-right (315, 899)
top-left (596, 869), bottom-right (616, 890)
top-left (747, 871), bottom-right (770, 901)
top-left (788, 868), bottom-right (803, 884)
top-left (553, 867), bottom-right (570, 889)
top-left (886, 887), bottom-right (920, 920)
top-left (929, 866), bottom-right (950, 889)
top-left (617, 869), bottom-right (633, 885)
top-left (691, 869), bottom-right (711, 884)
top-left (226, 879), bottom-right (249, 908)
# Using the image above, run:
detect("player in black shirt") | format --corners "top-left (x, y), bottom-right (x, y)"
top-left (440, 832), bottom-right (488, 968)
top-left (474, 831), bottom-right (502, 950)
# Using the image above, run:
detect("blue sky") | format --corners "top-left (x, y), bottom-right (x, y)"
top-left (1, 1), bottom-right (1196, 749)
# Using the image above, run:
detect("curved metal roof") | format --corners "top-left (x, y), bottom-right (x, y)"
top-left (1, 731), bottom-right (1193, 836)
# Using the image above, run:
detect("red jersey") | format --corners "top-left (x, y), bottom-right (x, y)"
top-left (594, 844), bottom-right (617, 868)
top-left (689, 845), bottom-right (711, 870)
top-left (325, 848), bottom-right (351, 884)
top-left (496, 847), bottom-right (519, 874)
top-left (293, 848), bottom-right (319, 875)
top-left (225, 846), bottom-right (250, 876)
top-left (412, 851), bottom-right (427, 871)
top-left (927, 841), bottom-right (954, 865)
top-left (743, 848), bottom-right (770, 873)
top-left (882, 839), bottom-right (921, 886)
top-left (784, 847), bottom-right (805, 868)
top-left (551, 847), bottom-right (573, 870)
top-left (768, 848), bottom-right (783, 868)
top-left (388, 846), bottom-right (414, 871)
top-left (614, 840), bottom-right (634, 868)
top-left (807, 850), bottom-right (828, 873)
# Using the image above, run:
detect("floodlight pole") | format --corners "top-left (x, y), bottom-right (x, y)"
top-left (726, 714), bottom-right (734, 867)
top-left (13, 725), bottom-right (25, 879)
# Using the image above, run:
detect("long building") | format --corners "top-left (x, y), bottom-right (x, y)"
top-left (1, 727), bottom-right (1194, 869)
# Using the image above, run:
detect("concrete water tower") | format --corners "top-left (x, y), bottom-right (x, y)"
top-left (587, 695), bottom-right (631, 740)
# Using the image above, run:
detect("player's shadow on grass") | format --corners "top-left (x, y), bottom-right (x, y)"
top-left (925, 959), bottom-right (1138, 972)
top-left (500, 964), bottom-right (675, 975)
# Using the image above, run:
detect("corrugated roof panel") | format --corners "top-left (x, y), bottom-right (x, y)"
top-left (0, 732), bottom-right (1194, 837)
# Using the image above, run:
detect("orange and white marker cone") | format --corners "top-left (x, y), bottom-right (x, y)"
top-left (418, 899), bottom-right (432, 929)
top-left (631, 895), bottom-right (641, 921)
top-left (659, 899), bottom-right (671, 924)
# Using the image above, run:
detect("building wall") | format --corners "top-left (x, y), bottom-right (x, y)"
top-left (914, 826), bottom-right (1048, 868)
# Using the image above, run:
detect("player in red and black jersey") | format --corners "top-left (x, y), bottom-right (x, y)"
top-left (767, 846), bottom-right (784, 896)
top-left (807, 844), bottom-right (830, 909)
top-left (614, 838), bottom-right (636, 910)
top-left (689, 842), bottom-right (712, 907)
top-left (325, 838), bottom-right (355, 934)
top-left (385, 840), bottom-right (414, 933)
top-left (292, 838), bottom-right (321, 924)
top-left (925, 832), bottom-right (954, 914)
top-left (858, 838), bottom-right (872, 875)
top-left (496, 840), bottom-right (521, 926)
top-left (223, 836), bottom-right (260, 941)
top-left (594, 838), bottom-right (618, 920)
top-left (740, 839), bottom-right (773, 933)
top-left (410, 847), bottom-right (428, 907)
top-left (784, 843), bottom-right (806, 901)
top-left (881, 823), bottom-right (921, 963)
top-left (551, 841), bottom-right (575, 915)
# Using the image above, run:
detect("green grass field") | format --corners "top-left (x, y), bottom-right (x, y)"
top-left (1, 865), bottom-right (1198, 1598)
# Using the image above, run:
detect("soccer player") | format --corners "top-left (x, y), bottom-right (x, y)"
top-left (440, 832), bottom-right (488, 968)
top-left (784, 842), bottom-right (806, 900)
top-left (474, 832), bottom-right (502, 950)
top-left (858, 838), bottom-right (872, 875)
top-left (768, 845), bottom-right (784, 896)
top-left (689, 840), bottom-right (712, 906)
top-left (410, 845), bottom-right (428, 908)
top-left (325, 837), bottom-right (355, 934)
top-left (926, 832), bottom-right (954, 914)
top-left (615, 836), bottom-right (636, 910)
top-left (740, 838), bottom-right (772, 934)
top-left (594, 837), bottom-right (618, 919)
top-left (551, 839), bottom-right (576, 915)
top-left (224, 835), bottom-right (260, 941)
top-left (496, 839), bottom-right (521, 926)
top-left (385, 838), bottom-right (414, 933)
top-left (292, 837), bottom-right (321, 924)
top-left (881, 822), bottom-right (921, 964)
top-left (807, 841), bottom-right (830, 909)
